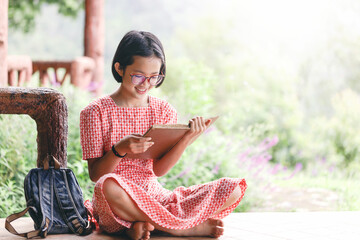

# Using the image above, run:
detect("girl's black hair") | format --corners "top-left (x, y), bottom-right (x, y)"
top-left (111, 30), bottom-right (166, 87)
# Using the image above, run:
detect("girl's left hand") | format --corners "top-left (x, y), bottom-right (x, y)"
top-left (183, 116), bottom-right (209, 144)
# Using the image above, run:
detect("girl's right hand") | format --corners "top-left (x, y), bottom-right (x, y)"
top-left (114, 134), bottom-right (154, 156)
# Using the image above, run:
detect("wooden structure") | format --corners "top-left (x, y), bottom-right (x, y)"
top-left (0, 0), bottom-right (104, 95)
top-left (0, 87), bottom-right (68, 168)
top-left (1, 212), bottom-right (360, 239)
top-left (32, 57), bottom-right (95, 88)
top-left (7, 55), bottom-right (32, 86)
top-left (84, 0), bottom-right (104, 95)
top-left (0, 0), bottom-right (8, 87)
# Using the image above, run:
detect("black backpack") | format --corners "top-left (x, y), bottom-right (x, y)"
top-left (5, 156), bottom-right (92, 238)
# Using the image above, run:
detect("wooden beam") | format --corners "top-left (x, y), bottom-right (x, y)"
top-left (0, 0), bottom-right (8, 87)
top-left (84, 0), bottom-right (104, 96)
top-left (0, 87), bottom-right (68, 168)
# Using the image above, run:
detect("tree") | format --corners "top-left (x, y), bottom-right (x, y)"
top-left (8, 0), bottom-right (84, 33)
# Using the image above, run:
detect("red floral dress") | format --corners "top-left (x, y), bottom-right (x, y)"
top-left (80, 95), bottom-right (247, 233)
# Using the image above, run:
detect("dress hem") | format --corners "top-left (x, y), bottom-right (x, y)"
top-left (93, 174), bottom-right (247, 232)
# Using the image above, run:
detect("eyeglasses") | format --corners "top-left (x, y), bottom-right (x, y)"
top-left (129, 73), bottom-right (164, 86)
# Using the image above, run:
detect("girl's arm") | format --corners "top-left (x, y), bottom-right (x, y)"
top-left (152, 116), bottom-right (210, 177)
top-left (87, 134), bottom-right (153, 182)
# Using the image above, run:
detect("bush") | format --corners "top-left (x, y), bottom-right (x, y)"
top-left (160, 58), bottom-right (217, 119)
top-left (0, 115), bottom-right (36, 217)
top-left (309, 89), bottom-right (360, 169)
top-left (158, 125), bottom-right (284, 212)
top-left (162, 56), bottom-right (305, 169)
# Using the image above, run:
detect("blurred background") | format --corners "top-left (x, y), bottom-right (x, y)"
top-left (1, 0), bottom-right (359, 216)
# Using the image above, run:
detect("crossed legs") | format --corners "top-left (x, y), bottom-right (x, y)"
top-left (103, 179), bottom-right (242, 240)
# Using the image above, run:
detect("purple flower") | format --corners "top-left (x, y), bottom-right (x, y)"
top-left (212, 163), bottom-right (220, 174)
top-left (50, 73), bottom-right (61, 87)
top-left (237, 149), bottom-right (251, 163)
top-left (258, 136), bottom-right (279, 151)
top-left (284, 162), bottom-right (303, 180)
top-left (176, 168), bottom-right (191, 179)
top-left (87, 80), bottom-right (104, 92)
top-left (263, 153), bottom-right (272, 163)
top-left (294, 162), bottom-right (303, 172)
top-left (311, 169), bottom-right (318, 177)
top-left (270, 163), bottom-right (282, 175)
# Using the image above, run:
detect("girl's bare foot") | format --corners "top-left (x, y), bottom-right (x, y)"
top-left (169, 218), bottom-right (224, 238)
top-left (125, 222), bottom-right (155, 240)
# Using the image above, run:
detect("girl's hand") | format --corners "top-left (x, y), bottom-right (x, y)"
top-left (183, 116), bottom-right (211, 145)
top-left (114, 134), bottom-right (154, 155)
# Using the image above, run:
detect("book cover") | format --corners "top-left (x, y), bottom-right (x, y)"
top-left (127, 116), bottom-right (218, 159)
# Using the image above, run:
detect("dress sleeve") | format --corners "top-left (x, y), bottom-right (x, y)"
top-left (162, 102), bottom-right (178, 124)
top-left (80, 104), bottom-right (104, 160)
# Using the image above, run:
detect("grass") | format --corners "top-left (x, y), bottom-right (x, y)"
top-left (272, 169), bottom-right (360, 211)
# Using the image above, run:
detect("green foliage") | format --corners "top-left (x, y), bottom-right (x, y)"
top-left (170, 14), bottom-right (307, 169)
top-left (308, 89), bottom-right (360, 168)
top-left (0, 179), bottom-right (26, 216)
top-left (60, 84), bottom-right (95, 200)
top-left (9, 0), bottom-right (83, 33)
top-left (160, 58), bottom-right (216, 119)
top-left (0, 114), bottom-right (36, 217)
top-left (274, 169), bottom-right (360, 211)
top-left (330, 89), bottom-right (360, 166)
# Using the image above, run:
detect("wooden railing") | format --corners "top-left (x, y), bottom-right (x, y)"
top-left (32, 60), bottom-right (71, 87)
top-left (32, 57), bottom-right (95, 89)
top-left (7, 56), bottom-right (96, 91)
top-left (7, 55), bottom-right (32, 86)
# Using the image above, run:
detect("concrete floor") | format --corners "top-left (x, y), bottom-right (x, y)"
top-left (1, 212), bottom-right (359, 240)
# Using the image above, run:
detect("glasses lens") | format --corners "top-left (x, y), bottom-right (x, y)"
top-left (131, 75), bottom-right (145, 85)
top-left (149, 76), bottom-right (162, 86)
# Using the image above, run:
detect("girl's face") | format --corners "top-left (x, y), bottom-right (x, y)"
top-left (116, 55), bottom-right (162, 100)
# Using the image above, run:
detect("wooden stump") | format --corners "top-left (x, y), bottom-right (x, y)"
top-left (0, 87), bottom-right (68, 167)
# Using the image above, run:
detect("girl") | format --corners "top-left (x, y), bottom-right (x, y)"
top-left (80, 30), bottom-right (247, 240)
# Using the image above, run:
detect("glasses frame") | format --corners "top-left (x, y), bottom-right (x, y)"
top-left (129, 73), bottom-right (164, 86)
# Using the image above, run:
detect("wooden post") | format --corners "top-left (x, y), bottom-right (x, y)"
top-left (71, 56), bottom-right (95, 89)
top-left (0, 88), bottom-right (68, 168)
top-left (0, 0), bottom-right (8, 87)
top-left (7, 55), bottom-right (33, 86)
top-left (84, 0), bottom-right (104, 96)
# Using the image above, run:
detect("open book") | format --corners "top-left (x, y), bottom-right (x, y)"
top-left (126, 116), bottom-right (219, 159)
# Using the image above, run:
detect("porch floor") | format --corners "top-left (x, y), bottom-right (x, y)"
top-left (1, 211), bottom-right (359, 240)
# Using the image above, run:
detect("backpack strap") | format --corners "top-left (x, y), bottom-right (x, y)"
top-left (53, 169), bottom-right (92, 235)
top-left (5, 207), bottom-right (50, 239)
top-left (43, 155), bottom-right (60, 170)
top-left (37, 166), bottom-right (54, 237)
